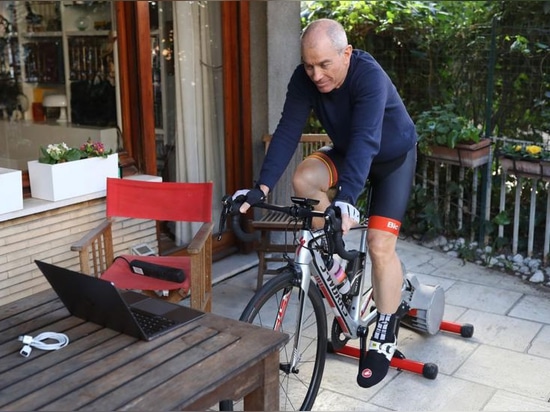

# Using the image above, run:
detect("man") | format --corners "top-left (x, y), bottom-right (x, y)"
top-left (235, 18), bottom-right (417, 387)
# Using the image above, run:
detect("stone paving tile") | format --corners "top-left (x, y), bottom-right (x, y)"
top-left (508, 294), bottom-right (550, 325)
top-left (431, 258), bottom-right (510, 287)
top-left (369, 372), bottom-right (495, 411)
top-left (489, 272), bottom-right (550, 297)
top-left (529, 325), bottom-right (550, 359)
top-left (455, 308), bottom-right (542, 352)
top-left (483, 390), bottom-right (550, 411)
top-left (313, 387), bottom-right (390, 411)
top-left (445, 281), bottom-right (523, 315)
top-left (212, 252), bottom-right (257, 285)
top-left (443, 303), bottom-right (469, 322)
top-left (401, 251), bottom-right (454, 277)
top-left (211, 281), bottom-right (254, 320)
top-left (396, 326), bottom-right (479, 375)
top-left (454, 345), bottom-right (550, 400)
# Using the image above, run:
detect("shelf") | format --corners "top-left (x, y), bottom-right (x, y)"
top-left (65, 30), bottom-right (112, 36)
top-left (21, 31), bottom-right (63, 38)
top-left (62, 1), bottom-right (109, 7)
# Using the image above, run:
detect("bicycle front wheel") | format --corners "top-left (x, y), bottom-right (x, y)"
top-left (240, 268), bottom-right (327, 411)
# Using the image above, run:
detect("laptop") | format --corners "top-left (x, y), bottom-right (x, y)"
top-left (35, 260), bottom-right (204, 341)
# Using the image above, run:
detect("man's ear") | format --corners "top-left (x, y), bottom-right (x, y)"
top-left (343, 44), bottom-right (353, 60)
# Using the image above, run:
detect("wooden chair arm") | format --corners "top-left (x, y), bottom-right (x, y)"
top-left (70, 219), bottom-right (113, 277)
top-left (159, 221), bottom-right (214, 312)
top-left (70, 219), bottom-right (112, 252)
top-left (183, 222), bottom-right (215, 255)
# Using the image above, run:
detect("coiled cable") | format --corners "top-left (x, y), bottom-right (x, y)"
top-left (18, 332), bottom-right (69, 357)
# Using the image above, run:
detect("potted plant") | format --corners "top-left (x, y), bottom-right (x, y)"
top-left (498, 140), bottom-right (550, 179)
top-left (27, 138), bottom-right (119, 201)
top-left (416, 104), bottom-right (491, 168)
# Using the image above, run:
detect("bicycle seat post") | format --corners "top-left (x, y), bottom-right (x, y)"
top-left (358, 183), bottom-right (372, 256)
top-left (358, 227), bottom-right (368, 255)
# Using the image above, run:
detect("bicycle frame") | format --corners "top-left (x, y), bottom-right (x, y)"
top-left (280, 223), bottom-right (377, 375)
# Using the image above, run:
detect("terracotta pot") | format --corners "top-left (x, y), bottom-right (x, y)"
top-left (499, 156), bottom-right (550, 181)
top-left (425, 138), bottom-right (491, 168)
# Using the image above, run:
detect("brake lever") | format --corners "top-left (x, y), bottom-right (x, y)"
top-left (218, 194), bottom-right (250, 240)
top-left (325, 205), bottom-right (359, 261)
top-left (217, 195), bottom-right (233, 241)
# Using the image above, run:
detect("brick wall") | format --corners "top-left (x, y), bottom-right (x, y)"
top-left (0, 198), bottom-right (157, 306)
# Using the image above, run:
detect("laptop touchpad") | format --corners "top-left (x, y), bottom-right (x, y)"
top-left (131, 298), bottom-right (174, 316)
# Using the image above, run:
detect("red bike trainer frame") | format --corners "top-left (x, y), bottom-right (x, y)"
top-left (328, 316), bottom-right (474, 380)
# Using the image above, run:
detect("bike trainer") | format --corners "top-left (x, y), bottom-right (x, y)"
top-left (328, 272), bottom-right (474, 380)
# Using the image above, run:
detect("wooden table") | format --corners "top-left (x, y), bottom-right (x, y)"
top-left (0, 289), bottom-right (288, 411)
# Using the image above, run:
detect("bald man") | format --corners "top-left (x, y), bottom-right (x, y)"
top-left (235, 18), bottom-right (417, 387)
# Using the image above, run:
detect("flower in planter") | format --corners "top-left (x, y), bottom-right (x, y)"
top-left (499, 142), bottom-right (550, 161)
top-left (39, 138), bottom-right (113, 164)
top-left (80, 138), bottom-right (111, 159)
top-left (39, 142), bottom-right (82, 164)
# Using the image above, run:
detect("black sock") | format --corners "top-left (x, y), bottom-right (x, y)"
top-left (357, 312), bottom-right (397, 388)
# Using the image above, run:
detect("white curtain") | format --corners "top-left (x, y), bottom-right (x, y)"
top-left (172, 1), bottom-right (225, 244)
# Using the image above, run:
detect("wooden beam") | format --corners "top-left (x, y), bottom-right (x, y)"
top-left (221, 1), bottom-right (252, 192)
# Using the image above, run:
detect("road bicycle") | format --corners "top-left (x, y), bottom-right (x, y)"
top-left (217, 192), bottom-right (473, 411)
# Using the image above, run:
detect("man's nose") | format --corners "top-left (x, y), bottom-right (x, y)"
top-left (311, 67), bottom-right (323, 81)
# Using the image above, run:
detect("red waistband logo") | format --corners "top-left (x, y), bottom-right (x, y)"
top-left (387, 221), bottom-right (399, 231)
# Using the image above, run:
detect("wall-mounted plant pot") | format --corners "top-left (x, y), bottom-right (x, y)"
top-left (425, 138), bottom-right (491, 168)
top-left (499, 156), bottom-right (550, 181)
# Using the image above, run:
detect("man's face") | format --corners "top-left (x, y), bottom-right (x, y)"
top-left (302, 36), bottom-right (352, 93)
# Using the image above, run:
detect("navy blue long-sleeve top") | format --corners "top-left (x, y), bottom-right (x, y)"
top-left (258, 50), bottom-right (417, 204)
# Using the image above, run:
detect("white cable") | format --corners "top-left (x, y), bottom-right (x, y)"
top-left (18, 332), bottom-right (70, 357)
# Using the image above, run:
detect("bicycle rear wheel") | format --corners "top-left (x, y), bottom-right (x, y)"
top-left (240, 268), bottom-right (327, 411)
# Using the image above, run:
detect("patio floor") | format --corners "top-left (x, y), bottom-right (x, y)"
top-left (209, 233), bottom-right (550, 411)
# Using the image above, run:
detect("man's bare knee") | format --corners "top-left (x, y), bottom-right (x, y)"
top-left (368, 231), bottom-right (397, 265)
top-left (293, 160), bottom-right (327, 197)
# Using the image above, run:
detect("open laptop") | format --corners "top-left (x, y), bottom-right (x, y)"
top-left (35, 260), bottom-right (204, 341)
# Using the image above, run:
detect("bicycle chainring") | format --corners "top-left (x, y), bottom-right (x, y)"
top-left (330, 318), bottom-right (350, 351)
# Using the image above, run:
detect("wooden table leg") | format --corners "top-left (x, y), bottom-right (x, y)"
top-left (243, 350), bottom-right (279, 411)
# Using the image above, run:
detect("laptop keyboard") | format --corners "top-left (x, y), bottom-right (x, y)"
top-left (131, 309), bottom-right (177, 335)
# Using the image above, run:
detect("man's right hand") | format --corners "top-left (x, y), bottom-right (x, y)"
top-left (232, 186), bottom-right (268, 213)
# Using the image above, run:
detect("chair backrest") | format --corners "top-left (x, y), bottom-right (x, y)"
top-left (106, 178), bottom-right (213, 223)
top-left (262, 133), bottom-right (332, 158)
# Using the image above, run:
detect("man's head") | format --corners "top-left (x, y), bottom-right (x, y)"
top-left (301, 19), bottom-right (352, 93)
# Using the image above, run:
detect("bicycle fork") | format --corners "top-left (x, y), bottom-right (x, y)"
top-left (282, 283), bottom-right (308, 374)
top-left (279, 234), bottom-right (315, 375)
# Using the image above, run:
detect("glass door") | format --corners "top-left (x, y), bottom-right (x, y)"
top-left (150, 1), bottom-right (175, 180)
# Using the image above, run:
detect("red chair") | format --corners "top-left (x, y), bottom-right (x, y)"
top-left (71, 177), bottom-right (213, 312)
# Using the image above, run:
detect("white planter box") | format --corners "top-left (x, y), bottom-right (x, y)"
top-left (0, 168), bottom-right (23, 214)
top-left (28, 153), bottom-right (119, 201)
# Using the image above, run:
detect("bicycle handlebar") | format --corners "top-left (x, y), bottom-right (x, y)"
top-left (218, 194), bottom-right (359, 261)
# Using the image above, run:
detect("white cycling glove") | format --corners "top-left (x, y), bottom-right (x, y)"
top-left (232, 189), bottom-right (250, 200)
top-left (334, 201), bottom-right (360, 224)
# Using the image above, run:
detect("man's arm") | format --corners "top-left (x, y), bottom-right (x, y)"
top-left (257, 67), bottom-right (314, 191)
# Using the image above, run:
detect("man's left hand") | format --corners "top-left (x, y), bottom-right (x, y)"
top-left (334, 201), bottom-right (360, 234)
